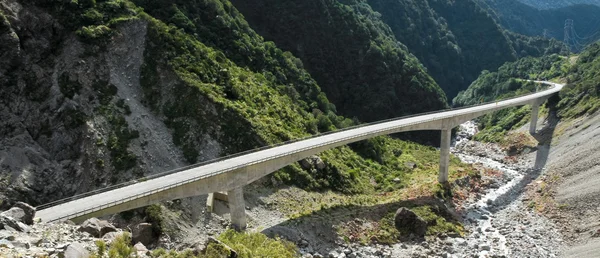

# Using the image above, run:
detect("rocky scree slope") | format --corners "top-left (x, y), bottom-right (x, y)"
top-left (536, 111), bottom-right (600, 258)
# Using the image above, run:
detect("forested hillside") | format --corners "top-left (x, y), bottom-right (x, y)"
top-left (455, 42), bottom-right (600, 142)
top-left (517, 0), bottom-right (600, 9)
top-left (228, 0), bottom-right (448, 122)
top-left (0, 0), bottom-right (464, 207)
top-left (479, 0), bottom-right (600, 48)
top-left (348, 0), bottom-right (561, 99)
top-left (453, 54), bottom-right (570, 106)
top-left (558, 42), bottom-right (600, 118)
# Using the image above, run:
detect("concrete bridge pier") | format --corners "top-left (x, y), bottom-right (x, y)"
top-left (438, 128), bottom-right (452, 184)
top-left (530, 100), bottom-right (540, 135)
top-left (227, 187), bottom-right (247, 230)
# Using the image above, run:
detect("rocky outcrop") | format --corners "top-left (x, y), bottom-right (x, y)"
top-left (299, 155), bottom-right (326, 170)
top-left (77, 218), bottom-right (117, 238)
top-left (394, 207), bottom-right (427, 237)
top-left (132, 223), bottom-right (154, 246)
top-left (12, 202), bottom-right (35, 225)
top-left (0, 214), bottom-right (29, 232)
top-left (0, 202), bottom-right (35, 232)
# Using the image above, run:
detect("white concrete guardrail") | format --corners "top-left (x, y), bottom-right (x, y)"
top-left (36, 81), bottom-right (563, 229)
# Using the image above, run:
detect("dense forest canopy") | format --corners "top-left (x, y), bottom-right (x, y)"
top-left (478, 0), bottom-right (600, 50)
top-left (455, 42), bottom-right (600, 142)
top-left (516, 0), bottom-right (600, 9)
top-left (229, 0), bottom-right (449, 123)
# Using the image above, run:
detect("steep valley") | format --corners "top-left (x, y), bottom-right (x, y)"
top-left (1, 0), bottom-right (600, 257)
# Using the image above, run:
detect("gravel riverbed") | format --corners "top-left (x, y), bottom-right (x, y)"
top-left (313, 121), bottom-right (564, 258)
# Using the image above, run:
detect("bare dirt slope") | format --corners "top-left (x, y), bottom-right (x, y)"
top-left (539, 112), bottom-right (600, 257)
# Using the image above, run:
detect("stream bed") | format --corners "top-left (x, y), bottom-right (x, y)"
top-left (361, 121), bottom-right (563, 258)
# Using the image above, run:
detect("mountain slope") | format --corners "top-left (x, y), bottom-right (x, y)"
top-left (455, 42), bottom-right (600, 118)
top-left (0, 0), bottom-right (459, 207)
top-left (516, 0), bottom-right (600, 9)
top-left (357, 0), bottom-right (562, 99)
top-left (454, 42), bottom-right (600, 143)
top-left (453, 54), bottom-right (569, 106)
top-left (229, 0), bottom-right (448, 122)
top-left (364, 0), bottom-right (469, 99)
top-left (479, 0), bottom-right (600, 49)
top-left (558, 42), bottom-right (600, 118)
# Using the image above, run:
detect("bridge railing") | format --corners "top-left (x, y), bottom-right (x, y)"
top-left (37, 83), bottom-right (559, 217)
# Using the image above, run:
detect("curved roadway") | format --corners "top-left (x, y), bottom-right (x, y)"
top-left (36, 81), bottom-right (564, 223)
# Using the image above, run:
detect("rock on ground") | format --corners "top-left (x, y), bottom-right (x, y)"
top-left (63, 242), bottom-right (89, 258)
top-left (77, 218), bottom-right (117, 238)
top-left (132, 223), bottom-right (154, 246)
top-left (394, 207), bottom-right (427, 237)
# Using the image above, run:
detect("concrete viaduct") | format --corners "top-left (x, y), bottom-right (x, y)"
top-left (36, 81), bottom-right (564, 230)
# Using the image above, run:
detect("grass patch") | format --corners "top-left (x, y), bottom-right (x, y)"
top-left (268, 143), bottom-right (476, 220)
top-left (474, 105), bottom-right (532, 143)
top-left (93, 230), bottom-right (298, 258)
top-left (217, 229), bottom-right (298, 258)
top-left (337, 201), bottom-right (464, 245)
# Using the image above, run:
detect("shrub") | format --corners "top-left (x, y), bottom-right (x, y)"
top-left (145, 204), bottom-right (163, 236)
top-left (108, 233), bottom-right (134, 258)
top-left (76, 25), bottom-right (112, 41)
top-left (217, 230), bottom-right (298, 258)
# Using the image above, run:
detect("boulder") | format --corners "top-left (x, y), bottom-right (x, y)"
top-left (134, 242), bottom-right (149, 256)
top-left (0, 231), bottom-right (15, 241)
top-left (299, 155), bottom-right (326, 170)
top-left (63, 242), bottom-right (89, 258)
top-left (0, 239), bottom-right (13, 248)
top-left (394, 207), bottom-right (427, 237)
top-left (313, 156), bottom-right (326, 170)
top-left (12, 202), bottom-right (36, 225)
top-left (77, 218), bottom-right (117, 237)
top-left (0, 214), bottom-right (30, 232)
top-left (404, 162), bottom-right (417, 170)
top-left (132, 223), bottom-right (154, 246)
top-left (1, 208), bottom-right (26, 224)
top-left (102, 231), bottom-right (123, 244)
top-left (100, 222), bottom-right (118, 236)
top-left (299, 159), bottom-right (312, 170)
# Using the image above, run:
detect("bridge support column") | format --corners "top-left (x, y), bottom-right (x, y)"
top-left (438, 128), bottom-right (452, 184)
top-left (530, 101), bottom-right (540, 135)
top-left (228, 187), bottom-right (246, 231)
